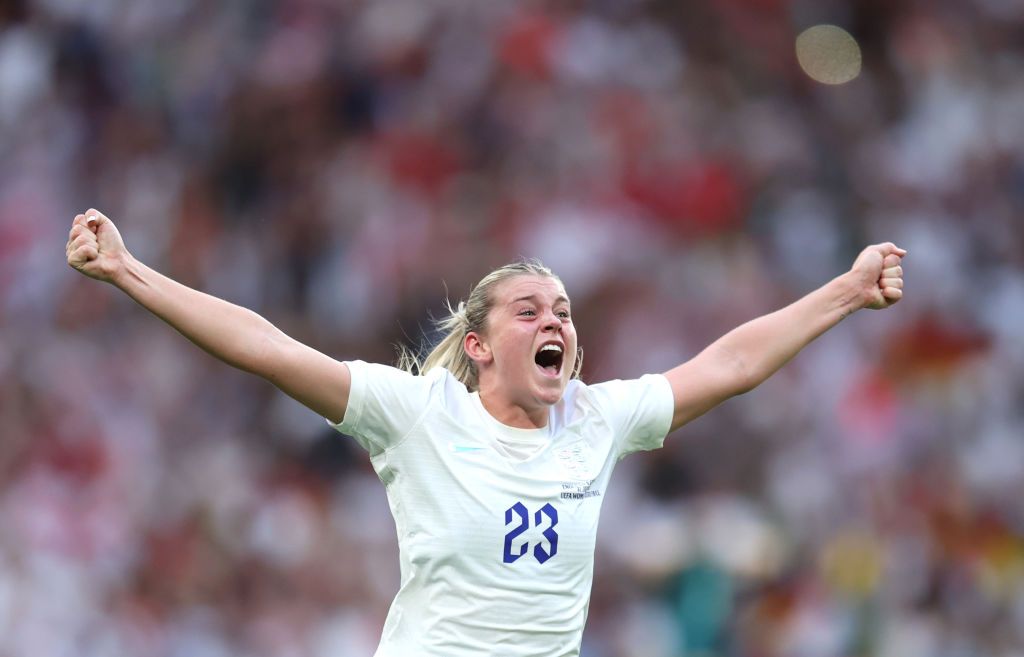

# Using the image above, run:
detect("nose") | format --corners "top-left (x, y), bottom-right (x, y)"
top-left (542, 311), bottom-right (561, 332)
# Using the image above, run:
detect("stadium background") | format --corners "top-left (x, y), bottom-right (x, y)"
top-left (2, 0), bottom-right (1024, 655)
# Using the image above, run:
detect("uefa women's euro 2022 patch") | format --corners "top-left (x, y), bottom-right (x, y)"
top-left (556, 440), bottom-right (601, 500)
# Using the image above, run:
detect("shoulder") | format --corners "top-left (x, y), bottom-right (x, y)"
top-left (559, 374), bottom-right (673, 427)
top-left (384, 364), bottom-right (478, 427)
top-left (344, 360), bottom-right (457, 410)
top-left (431, 366), bottom-right (474, 407)
top-left (554, 378), bottom-right (614, 426)
top-left (335, 361), bottom-right (469, 444)
top-left (569, 373), bottom-right (671, 406)
top-left (564, 374), bottom-right (674, 456)
top-left (347, 360), bottom-right (451, 386)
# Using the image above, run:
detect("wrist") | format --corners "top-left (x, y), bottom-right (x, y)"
top-left (833, 271), bottom-right (868, 319)
top-left (109, 251), bottom-right (140, 289)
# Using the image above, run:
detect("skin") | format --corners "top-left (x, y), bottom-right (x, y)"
top-left (464, 275), bottom-right (578, 430)
top-left (66, 210), bottom-right (353, 424)
top-left (67, 209), bottom-right (905, 439)
top-left (660, 242), bottom-right (906, 432)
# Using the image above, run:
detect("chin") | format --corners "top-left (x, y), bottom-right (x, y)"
top-left (538, 390), bottom-right (563, 405)
top-left (532, 378), bottom-right (567, 405)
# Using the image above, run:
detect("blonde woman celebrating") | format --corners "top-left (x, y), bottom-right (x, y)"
top-left (66, 209), bottom-right (905, 656)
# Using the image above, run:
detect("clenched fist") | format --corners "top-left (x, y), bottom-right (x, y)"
top-left (65, 209), bottom-right (130, 284)
top-left (849, 242), bottom-right (906, 310)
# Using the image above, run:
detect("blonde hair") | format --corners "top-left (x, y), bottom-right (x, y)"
top-left (398, 259), bottom-right (583, 390)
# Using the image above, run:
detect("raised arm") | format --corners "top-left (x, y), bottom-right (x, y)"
top-left (65, 209), bottom-right (351, 424)
top-left (663, 242), bottom-right (906, 433)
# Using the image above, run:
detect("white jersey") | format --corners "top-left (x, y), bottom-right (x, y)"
top-left (326, 360), bottom-right (674, 657)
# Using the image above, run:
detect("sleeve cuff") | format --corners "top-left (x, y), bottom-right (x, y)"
top-left (324, 360), bottom-right (364, 435)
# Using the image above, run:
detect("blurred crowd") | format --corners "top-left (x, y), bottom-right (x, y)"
top-left (2, 0), bottom-right (1024, 655)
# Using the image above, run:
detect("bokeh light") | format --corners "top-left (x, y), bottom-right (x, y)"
top-left (796, 24), bottom-right (862, 85)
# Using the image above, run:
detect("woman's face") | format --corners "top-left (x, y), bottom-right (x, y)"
top-left (471, 274), bottom-right (578, 408)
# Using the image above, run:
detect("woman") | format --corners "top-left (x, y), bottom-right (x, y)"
top-left (65, 209), bottom-right (905, 656)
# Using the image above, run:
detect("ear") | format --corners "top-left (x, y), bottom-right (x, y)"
top-left (464, 331), bottom-right (492, 367)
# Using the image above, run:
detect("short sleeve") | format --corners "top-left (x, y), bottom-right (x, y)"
top-left (587, 373), bottom-right (675, 458)
top-left (324, 360), bottom-right (437, 456)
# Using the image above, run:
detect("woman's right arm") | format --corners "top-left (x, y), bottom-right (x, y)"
top-left (65, 209), bottom-right (351, 424)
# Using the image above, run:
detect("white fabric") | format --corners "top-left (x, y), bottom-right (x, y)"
top-left (326, 360), bottom-right (674, 657)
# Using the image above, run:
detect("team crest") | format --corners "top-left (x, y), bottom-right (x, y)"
top-left (556, 440), bottom-right (602, 499)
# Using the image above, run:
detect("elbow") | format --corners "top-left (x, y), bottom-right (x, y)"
top-left (736, 356), bottom-right (763, 394)
top-left (734, 357), bottom-right (774, 395)
top-left (246, 321), bottom-right (291, 380)
top-left (713, 343), bottom-right (758, 396)
top-left (727, 366), bottom-right (758, 396)
top-left (733, 374), bottom-right (759, 396)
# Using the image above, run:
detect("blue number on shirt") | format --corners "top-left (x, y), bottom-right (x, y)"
top-left (533, 503), bottom-right (558, 564)
top-left (502, 502), bottom-right (559, 564)
top-left (503, 502), bottom-right (529, 563)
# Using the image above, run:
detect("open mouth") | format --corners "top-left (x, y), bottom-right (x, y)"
top-left (534, 343), bottom-right (564, 378)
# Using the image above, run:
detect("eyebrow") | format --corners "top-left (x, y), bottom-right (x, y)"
top-left (510, 294), bottom-right (570, 306)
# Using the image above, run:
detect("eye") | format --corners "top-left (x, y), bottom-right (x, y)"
top-left (518, 309), bottom-right (536, 317)
top-left (557, 310), bottom-right (570, 319)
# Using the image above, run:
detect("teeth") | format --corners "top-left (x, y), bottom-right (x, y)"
top-left (540, 345), bottom-right (562, 353)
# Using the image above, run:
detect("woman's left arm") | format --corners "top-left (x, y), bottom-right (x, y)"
top-left (663, 242), bottom-right (906, 433)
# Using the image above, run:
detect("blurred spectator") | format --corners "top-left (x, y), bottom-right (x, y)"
top-left (3, 0), bottom-right (1023, 655)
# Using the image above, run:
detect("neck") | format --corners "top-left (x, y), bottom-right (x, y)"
top-left (477, 387), bottom-right (549, 429)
